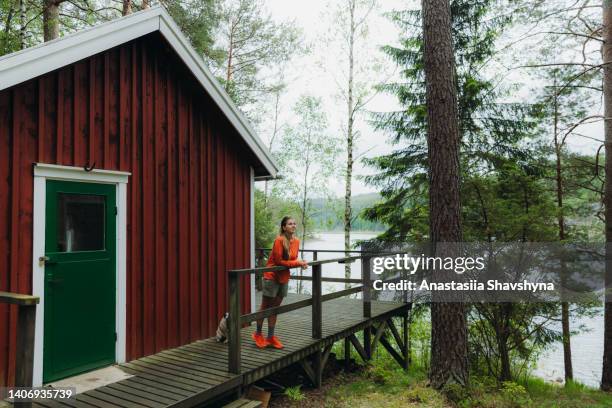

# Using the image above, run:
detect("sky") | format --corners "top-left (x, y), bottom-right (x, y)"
top-left (262, 0), bottom-right (406, 196)
top-left (260, 0), bottom-right (604, 196)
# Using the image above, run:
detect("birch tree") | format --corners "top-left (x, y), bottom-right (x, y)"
top-left (602, 0), bottom-right (612, 392)
top-left (279, 95), bottom-right (339, 292)
top-left (324, 0), bottom-right (378, 287)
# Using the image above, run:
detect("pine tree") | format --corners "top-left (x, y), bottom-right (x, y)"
top-left (421, 0), bottom-right (468, 388)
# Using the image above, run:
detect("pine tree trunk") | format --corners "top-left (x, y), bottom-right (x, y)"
top-left (344, 0), bottom-right (356, 289)
top-left (43, 0), bottom-right (60, 41)
top-left (602, 1), bottom-right (612, 393)
top-left (421, 0), bottom-right (468, 388)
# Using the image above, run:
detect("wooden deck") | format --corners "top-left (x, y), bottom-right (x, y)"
top-left (28, 295), bottom-right (409, 408)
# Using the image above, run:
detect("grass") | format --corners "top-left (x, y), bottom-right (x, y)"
top-left (270, 344), bottom-right (612, 408)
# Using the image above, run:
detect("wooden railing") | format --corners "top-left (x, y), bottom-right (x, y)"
top-left (0, 291), bottom-right (39, 389)
top-left (227, 253), bottom-right (374, 374)
top-left (255, 247), bottom-right (371, 265)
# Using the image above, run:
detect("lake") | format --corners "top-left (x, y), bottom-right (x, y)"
top-left (294, 231), bottom-right (604, 388)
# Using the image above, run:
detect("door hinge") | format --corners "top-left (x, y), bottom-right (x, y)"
top-left (115, 206), bottom-right (118, 216)
top-left (114, 332), bottom-right (118, 342)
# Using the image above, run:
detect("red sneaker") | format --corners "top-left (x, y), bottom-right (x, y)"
top-left (252, 332), bottom-right (267, 349)
top-left (267, 336), bottom-right (284, 349)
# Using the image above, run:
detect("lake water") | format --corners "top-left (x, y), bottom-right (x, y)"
top-left (296, 231), bottom-right (604, 388)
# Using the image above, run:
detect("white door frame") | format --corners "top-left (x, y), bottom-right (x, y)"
top-left (31, 163), bottom-right (130, 386)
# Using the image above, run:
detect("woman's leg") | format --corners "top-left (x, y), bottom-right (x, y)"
top-left (256, 296), bottom-right (274, 334)
top-left (267, 296), bottom-right (283, 338)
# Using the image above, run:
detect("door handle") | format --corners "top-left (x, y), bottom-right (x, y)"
top-left (46, 277), bottom-right (64, 284)
top-left (39, 256), bottom-right (57, 266)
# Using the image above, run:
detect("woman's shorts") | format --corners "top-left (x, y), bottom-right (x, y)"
top-left (263, 278), bottom-right (288, 298)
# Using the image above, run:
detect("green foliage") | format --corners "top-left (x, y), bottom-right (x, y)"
top-left (442, 382), bottom-right (470, 403)
top-left (254, 189), bottom-right (276, 250)
top-left (283, 385), bottom-right (305, 401)
top-left (0, 0), bottom-right (122, 56)
top-left (311, 350), bottom-right (612, 408)
top-left (309, 193), bottom-right (386, 232)
top-left (500, 381), bottom-right (532, 407)
top-left (215, 0), bottom-right (303, 113)
top-left (275, 95), bottom-right (340, 249)
top-left (161, 0), bottom-right (222, 64)
top-left (364, 0), bottom-right (539, 242)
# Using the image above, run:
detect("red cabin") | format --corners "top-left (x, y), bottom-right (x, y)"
top-left (0, 7), bottom-right (276, 386)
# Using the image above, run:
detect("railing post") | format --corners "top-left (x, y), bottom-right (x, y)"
top-left (402, 311), bottom-right (409, 370)
top-left (313, 348), bottom-right (322, 388)
top-left (361, 255), bottom-right (372, 360)
top-left (15, 304), bottom-right (36, 388)
top-left (312, 263), bottom-right (322, 339)
top-left (361, 256), bottom-right (371, 318)
top-left (228, 272), bottom-right (241, 374)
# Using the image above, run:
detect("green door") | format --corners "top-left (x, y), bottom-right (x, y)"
top-left (43, 180), bottom-right (116, 383)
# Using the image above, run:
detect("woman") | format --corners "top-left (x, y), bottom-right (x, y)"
top-left (253, 216), bottom-right (308, 349)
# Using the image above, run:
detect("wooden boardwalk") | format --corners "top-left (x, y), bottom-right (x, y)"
top-left (28, 295), bottom-right (409, 408)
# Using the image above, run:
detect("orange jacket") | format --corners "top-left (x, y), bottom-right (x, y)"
top-left (264, 236), bottom-right (302, 284)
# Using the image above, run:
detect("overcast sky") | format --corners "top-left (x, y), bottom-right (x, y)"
top-left (261, 0), bottom-right (406, 196)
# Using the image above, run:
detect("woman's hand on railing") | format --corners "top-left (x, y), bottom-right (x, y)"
top-left (300, 260), bottom-right (309, 270)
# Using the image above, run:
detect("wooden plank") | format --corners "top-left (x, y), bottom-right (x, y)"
top-left (52, 396), bottom-right (100, 408)
top-left (242, 401), bottom-right (263, 408)
top-left (363, 327), bottom-right (371, 361)
top-left (321, 344), bottom-right (333, 371)
top-left (348, 334), bottom-right (368, 362)
top-left (240, 298), bottom-right (313, 324)
top-left (121, 376), bottom-right (192, 398)
top-left (155, 350), bottom-right (234, 376)
top-left (320, 286), bottom-right (363, 303)
top-left (403, 311), bottom-right (410, 370)
top-left (86, 389), bottom-right (149, 408)
top-left (141, 354), bottom-right (229, 383)
top-left (312, 264), bottom-right (322, 339)
top-left (361, 256), bottom-right (372, 318)
top-left (312, 349), bottom-right (322, 388)
top-left (379, 335), bottom-right (406, 369)
top-left (370, 320), bottom-right (388, 356)
top-left (0, 292), bottom-right (39, 306)
top-left (128, 359), bottom-right (216, 386)
top-left (298, 359), bottom-right (315, 385)
top-left (290, 276), bottom-right (361, 284)
top-left (228, 273), bottom-right (241, 374)
top-left (223, 398), bottom-right (252, 408)
top-left (75, 393), bottom-right (119, 408)
top-left (177, 344), bottom-right (263, 367)
top-left (15, 304), bottom-right (36, 387)
top-left (387, 317), bottom-right (404, 350)
top-left (120, 363), bottom-right (203, 392)
top-left (93, 386), bottom-right (165, 408)
top-left (30, 400), bottom-right (72, 408)
top-left (108, 381), bottom-right (179, 404)
top-left (344, 337), bottom-right (351, 371)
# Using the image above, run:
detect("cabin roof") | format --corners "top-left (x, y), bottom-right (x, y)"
top-left (0, 6), bottom-right (277, 180)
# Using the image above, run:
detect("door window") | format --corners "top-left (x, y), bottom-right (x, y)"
top-left (56, 193), bottom-right (106, 252)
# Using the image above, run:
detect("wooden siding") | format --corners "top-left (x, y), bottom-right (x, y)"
top-left (0, 33), bottom-right (253, 386)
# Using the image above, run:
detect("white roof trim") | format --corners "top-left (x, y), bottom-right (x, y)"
top-left (0, 7), bottom-right (278, 178)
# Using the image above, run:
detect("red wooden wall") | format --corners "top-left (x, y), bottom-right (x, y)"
top-left (0, 33), bottom-right (254, 386)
